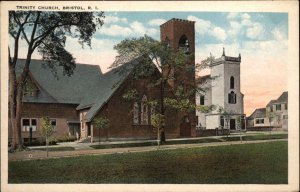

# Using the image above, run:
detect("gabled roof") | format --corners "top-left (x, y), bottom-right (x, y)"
top-left (17, 57), bottom-right (145, 122)
top-left (249, 108), bottom-right (266, 119)
top-left (276, 91), bottom-right (288, 103)
top-left (266, 100), bottom-right (276, 107)
top-left (16, 59), bottom-right (102, 105)
top-left (266, 91), bottom-right (288, 107)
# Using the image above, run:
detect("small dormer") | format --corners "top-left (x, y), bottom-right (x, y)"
top-left (23, 77), bottom-right (39, 97)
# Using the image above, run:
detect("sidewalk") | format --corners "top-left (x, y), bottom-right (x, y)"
top-left (8, 138), bottom-right (287, 161)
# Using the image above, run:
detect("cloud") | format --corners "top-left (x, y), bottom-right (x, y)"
top-left (187, 15), bottom-right (226, 42)
top-left (246, 22), bottom-right (264, 39)
top-left (272, 27), bottom-right (287, 41)
top-left (241, 13), bottom-right (251, 20)
top-left (99, 25), bottom-right (133, 36)
top-left (212, 27), bottom-right (227, 41)
top-left (104, 15), bottom-right (128, 24)
top-left (187, 15), bottom-right (211, 35)
top-left (98, 21), bottom-right (158, 37)
top-left (227, 12), bottom-right (239, 20)
top-left (148, 19), bottom-right (166, 26)
top-left (228, 21), bottom-right (242, 37)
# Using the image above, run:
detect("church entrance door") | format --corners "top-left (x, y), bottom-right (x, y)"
top-left (230, 119), bottom-right (236, 130)
top-left (180, 116), bottom-right (191, 137)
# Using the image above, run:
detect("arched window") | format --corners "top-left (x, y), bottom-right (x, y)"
top-left (228, 91), bottom-right (236, 104)
top-left (165, 37), bottom-right (170, 49)
top-left (230, 76), bottom-right (234, 89)
top-left (200, 95), bottom-right (205, 105)
top-left (133, 102), bottom-right (139, 124)
top-left (141, 95), bottom-right (148, 125)
top-left (179, 35), bottom-right (190, 54)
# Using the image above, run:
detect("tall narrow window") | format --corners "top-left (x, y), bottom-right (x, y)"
top-left (276, 104), bottom-right (281, 111)
top-left (230, 76), bottom-right (234, 89)
top-left (228, 91), bottom-right (236, 104)
top-left (133, 102), bottom-right (139, 124)
top-left (200, 95), bottom-right (205, 105)
top-left (220, 116), bottom-right (224, 128)
top-left (50, 119), bottom-right (56, 130)
top-left (141, 95), bottom-right (148, 125)
top-left (165, 37), bottom-right (170, 49)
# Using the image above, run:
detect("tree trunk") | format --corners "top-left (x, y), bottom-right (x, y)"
top-left (46, 137), bottom-right (49, 157)
top-left (9, 56), bottom-right (32, 150)
top-left (159, 80), bottom-right (166, 144)
top-left (157, 128), bottom-right (160, 148)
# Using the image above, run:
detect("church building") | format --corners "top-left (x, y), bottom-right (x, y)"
top-left (196, 48), bottom-right (246, 130)
top-left (11, 18), bottom-right (198, 143)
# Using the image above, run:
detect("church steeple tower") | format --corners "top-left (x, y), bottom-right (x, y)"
top-left (160, 18), bottom-right (195, 89)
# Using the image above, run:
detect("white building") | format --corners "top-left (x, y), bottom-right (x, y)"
top-left (247, 108), bottom-right (268, 127)
top-left (247, 91), bottom-right (288, 130)
top-left (196, 48), bottom-right (245, 130)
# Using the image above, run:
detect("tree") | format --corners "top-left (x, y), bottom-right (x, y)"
top-left (236, 116), bottom-right (243, 142)
top-left (266, 111), bottom-right (275, 135)
top-left (9, 11), bottom-right (105, 149)
top-left (110, 35), bottom-right (214, 143)
top-left (151, 113), bottom-right (165, 148)
top-left (39, 117), bottom-right (54, 157)
top-left (218, 107), bottom-right (235, 137)
top-left (92, 117), bottom-right (110, 144)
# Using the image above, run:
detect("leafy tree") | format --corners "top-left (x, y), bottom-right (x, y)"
top-left (236, 115), bottom-right (243, 142)
top-left (8, 11), bottom-right (105, 149)
top-left (218, 107), bottom-right (235, 137)
top-left (110, 35), bottom-right (214, 142)
top-left (92, 117), bottom-right (110, 144)
top-left (266, 110), bottom-right (275, 135)
top-left (151, 113), bottom-right (165, 148)
top-left (39, 117), bottom-right (54, 157)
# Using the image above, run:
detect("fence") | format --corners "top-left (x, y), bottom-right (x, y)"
top-left (246, 126), bottom-right (283, 131)
top-left (196, 128), bottom-right (230, 137)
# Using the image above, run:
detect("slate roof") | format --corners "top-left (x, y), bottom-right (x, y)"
top-left (266, 91), bottom-right (288, 107)
top-left (266, 100), bottom-right (276, 107)
top-left (275, 91), bottom-right (288, 103)
top-left (17, 59), bottom-right (102, 105)
top-left (249, 108), bottom-right (266, 119)
top-left (17, 58), bottom-right (140, 122)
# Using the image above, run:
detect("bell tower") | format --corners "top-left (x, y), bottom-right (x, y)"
top-left (160, 18), bottom-right (196, 137)
top-left (160, 18), bottom-right (195, 90)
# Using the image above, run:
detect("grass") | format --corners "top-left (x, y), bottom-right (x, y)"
top-left (90, 133), bottom-right (287, 149)
top-left (31, 147), bottom-right (75, 151)
top-left (223, 133), bottom-right (288, 141)
top-left (8, 140), bottom-right (287, 184)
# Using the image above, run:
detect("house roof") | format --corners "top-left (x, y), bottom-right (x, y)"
top-left (17, 58), bottom-right (142, 122)
top-left (276, 91), bottom-right (288, 103)
top-left (266, 100), bottom-right (276, 107)
top-left (17, 59), bottom-right (102, 105)
top-left (266, 91), bottom-right (288, 107)
top-left (249, 108), bottom-right (266, 119)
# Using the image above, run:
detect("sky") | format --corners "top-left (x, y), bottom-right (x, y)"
top-left (13, 11), bottom-right (288, 116)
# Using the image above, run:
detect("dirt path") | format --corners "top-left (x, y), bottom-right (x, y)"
top-left (8, 139), bottom-right (287, 161)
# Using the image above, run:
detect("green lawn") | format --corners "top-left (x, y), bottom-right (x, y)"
top-left (91, 137), bottom-right (222, 149)
top-left (90, 133), bottom-right (287, 149)
top-left (9, 140), bottom-right (287, 184)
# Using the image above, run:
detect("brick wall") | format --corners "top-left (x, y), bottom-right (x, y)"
top-left (92, 75), bottom-right (183, 140)
top-left (10, 103), bottom-right (79, 141)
